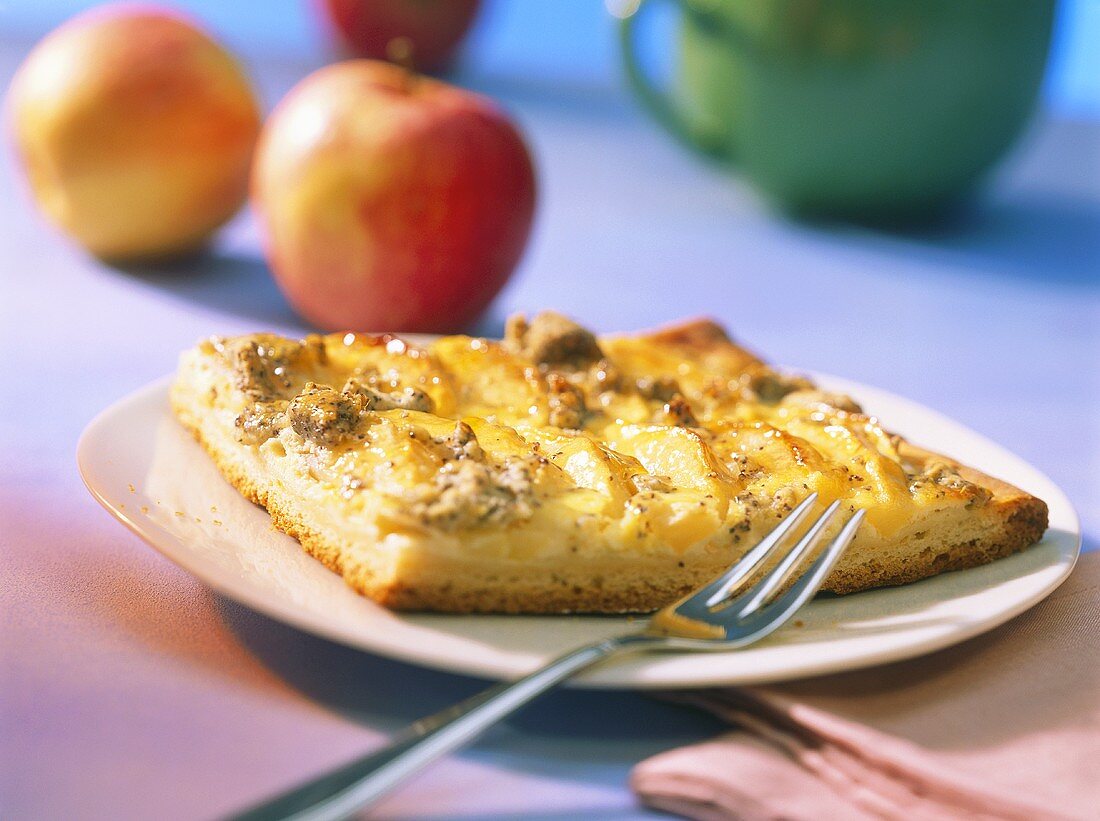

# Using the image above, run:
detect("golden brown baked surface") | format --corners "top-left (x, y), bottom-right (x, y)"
top-left (170, 313), bottom-right (1048, 613)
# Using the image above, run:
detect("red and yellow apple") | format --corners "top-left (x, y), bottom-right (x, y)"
top-left (252, 60), bottom-right (536, 332)
top-left (7, 5), bottom-right (261, 261)
top-left (318, 0), bottom-right (481, 72)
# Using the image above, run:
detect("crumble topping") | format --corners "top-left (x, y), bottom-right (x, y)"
top-left (505, 311), bottom-right (604, 366)
top-left (738, 370), bottom-right (815, 404)
top-left (636, 375), bottom-right (681, 402)
top-left (657, 394), bottom-right (698, 427)
top-left (235, 402), bottom-right (288, 445)
top-left (343, 376), bottom-right (434, 413)
top-left (407, 455), bottom-right (539, 529)
top-left (238, 376), bottom-right (435, 450)
top-left (590, 358), bottom-right (623, 391)
top-left (330, 420), bottom-right (545, 531)
top-left (910, 460), bottom-right (992, 506)
top-left (227, 337), bottom-right (298, 400)
top-left (434, 421), bottom-right (485, 461)
top-left (287, 383), bottom-right (369, 446)
top-left (189, 312), bottom-right (1012, 546)
top-left (546, 372), bottom-right (588, 429)
top-left (216, 334), bottom-right (331, 403)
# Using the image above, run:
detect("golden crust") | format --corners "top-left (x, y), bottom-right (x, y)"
top-left (171, 316), bottom-right (1049, 614)
top-left (816, 441), bottom-right (1049, 595)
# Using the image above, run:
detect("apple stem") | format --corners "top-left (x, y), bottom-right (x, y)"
top-left (386, 36), bottom-right (418, 90)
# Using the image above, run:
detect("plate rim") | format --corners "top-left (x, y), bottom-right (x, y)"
top-left (77, 373), bottom-right (1082, 689)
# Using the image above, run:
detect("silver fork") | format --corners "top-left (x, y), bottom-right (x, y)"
top-left (231, 493), bottom-right (863, 821)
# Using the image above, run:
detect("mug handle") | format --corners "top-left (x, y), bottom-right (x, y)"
top-left (619, 0), bottom-right (731, 159)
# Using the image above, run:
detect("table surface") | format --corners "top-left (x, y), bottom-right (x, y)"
top-left (2, 10), bottom-right (1099, 819)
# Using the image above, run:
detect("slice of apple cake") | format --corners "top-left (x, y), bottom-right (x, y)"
top-left (170, 312), bottom-right (1047, 613)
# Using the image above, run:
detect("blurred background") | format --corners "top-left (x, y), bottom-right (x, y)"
top-left (3, 1), bottom-right (1098, 116)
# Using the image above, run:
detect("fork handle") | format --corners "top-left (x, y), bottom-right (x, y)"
top-left (230, 633), bottom-right (655, 821)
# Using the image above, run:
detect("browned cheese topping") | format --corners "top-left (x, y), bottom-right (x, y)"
top-left (201, 310), bottom-right (997, 541)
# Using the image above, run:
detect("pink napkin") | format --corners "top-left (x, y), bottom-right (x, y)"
top-left (632, 552), bottom-right (1100, 821)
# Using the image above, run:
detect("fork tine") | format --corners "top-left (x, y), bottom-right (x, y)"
top-left (740, 509), bottom-right (864, 634)
top-left (735, 499), bottom-right (843, 617)
top-left (697, 492), bottom-right (820, 608)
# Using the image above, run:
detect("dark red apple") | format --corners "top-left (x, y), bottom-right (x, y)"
top-left (318, 0), bottom-right (481, 72)
top-left (251, 60), bottom-right (536, 332)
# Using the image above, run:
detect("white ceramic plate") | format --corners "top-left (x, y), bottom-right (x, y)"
top-left (78, 374), bottom-right (1080, 689)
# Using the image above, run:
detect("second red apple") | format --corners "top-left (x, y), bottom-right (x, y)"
top-left (319, 0), bottom-right (481, 72)
top-left (252, 60), bottom-right (536, 332)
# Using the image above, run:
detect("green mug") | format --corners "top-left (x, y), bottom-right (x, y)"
top-left (620, 0), bottom-right (1055, 219)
